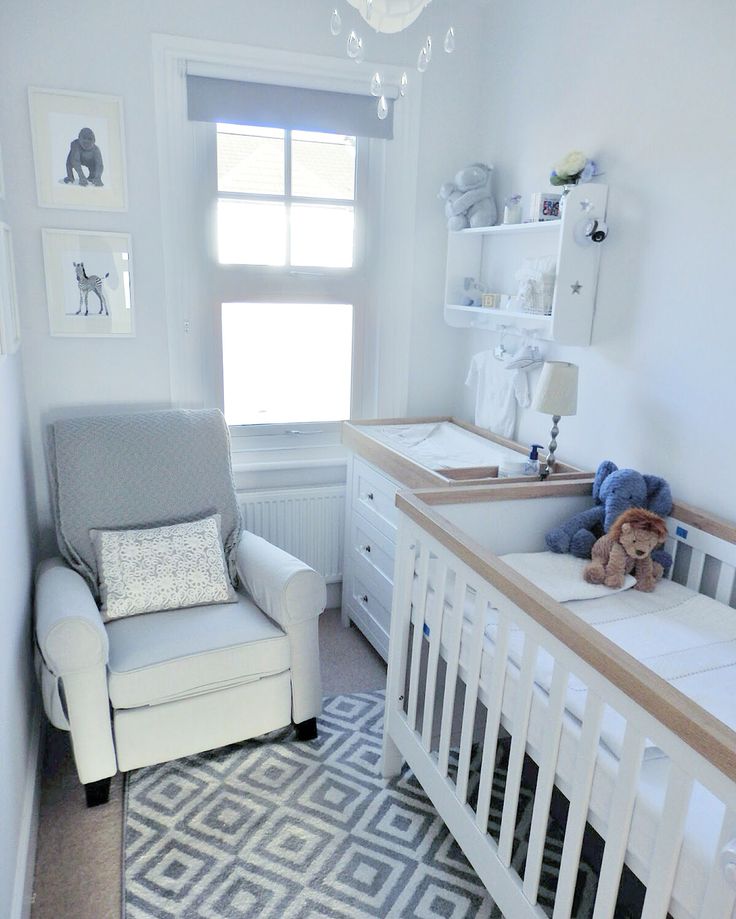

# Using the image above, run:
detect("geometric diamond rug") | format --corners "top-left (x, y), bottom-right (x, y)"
top-left (124, 691), bottom-right (599, 919)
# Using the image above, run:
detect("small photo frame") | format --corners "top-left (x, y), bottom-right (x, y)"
top-left (29, 88), bottom-right (127, 211)
top-left (42, 229), bottom-right (134, 337)
top-left (0, 223), bottom-right (20, 355)
top-left (529, 192), bottom-right (561, 222)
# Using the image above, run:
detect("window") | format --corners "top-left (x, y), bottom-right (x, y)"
top-left (216, 124), bottom-right (357, 269)
top-left (222, 302), bottom-right (353, 425)
top-left (209, 119), bottom-right (366, 431)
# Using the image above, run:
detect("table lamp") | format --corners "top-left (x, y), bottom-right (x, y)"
top-left (531, 361), bottom-right (579, 477)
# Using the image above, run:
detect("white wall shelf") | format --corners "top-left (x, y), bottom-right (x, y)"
top-left (444, 183), bottom-right (609, 345)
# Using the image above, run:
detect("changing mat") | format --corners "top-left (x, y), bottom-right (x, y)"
top-left (357, 422), bottom-right (524, 470)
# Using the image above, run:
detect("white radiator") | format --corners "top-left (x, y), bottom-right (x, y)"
top-left (238, 486), bottom-right (345, 583)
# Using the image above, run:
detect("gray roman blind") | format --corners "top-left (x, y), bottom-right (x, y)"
top-left (186, 75), bottom-right (394, 140)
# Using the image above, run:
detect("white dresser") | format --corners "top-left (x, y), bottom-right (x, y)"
top-left (341, 454), bottom-right (402, 660)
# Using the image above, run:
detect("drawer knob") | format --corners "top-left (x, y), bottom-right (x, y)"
top-left (361, 594), bottom-right (369, 604)
top-left (361, 544), bottom-right (372, 553)
top-left (366, 492), bottom-right (374, 501)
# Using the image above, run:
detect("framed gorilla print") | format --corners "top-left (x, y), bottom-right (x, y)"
top-left (42, 229), bottom-right (134, 337)
top-left (29, 88), bottom-right (127, 211)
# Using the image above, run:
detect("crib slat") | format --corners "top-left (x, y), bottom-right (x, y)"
top-left (640, 765), bottom-right (693, 919)
top-left (716, 561), bottom-right (736, 606)
top-left (407, 544), bottom-right (431, 732)
top-left (664, 536), bottom-right (676, 579)
top-left (437, 571), bottom-right (468, 778)
top-left (474, 616), bottom-right (511, 834)
top-left (591, 726), bottom-right (647, 919)
top-left (698, 808), bottom-right (736, 919)
top-left (523, 662), bottom-right (569, 903)
top-left (386, 531), bottom-right (418, 713)
top-left (686, 547), bottom-right (706, 592)
top-left (421, 560), bottom-right (449, 751)
top-left (552, 692), bottom-right (605, 919)
top-left (498, 636), bottom-right (539, 867)
top-left (455, 586), bottom-right (491, 805)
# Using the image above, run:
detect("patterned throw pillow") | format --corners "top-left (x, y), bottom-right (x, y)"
top-left (90, 515), bottom-right (236, 622)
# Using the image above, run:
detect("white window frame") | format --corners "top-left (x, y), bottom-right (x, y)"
top-left (211, 122), bottom-right (368, 440)
top-left (152, 34), bottom-right (421, 461)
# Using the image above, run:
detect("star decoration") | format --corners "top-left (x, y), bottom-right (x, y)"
top-left (571, 281), bottom-right (582, 294)
top-left (579, 199), bottom-right (593, 212)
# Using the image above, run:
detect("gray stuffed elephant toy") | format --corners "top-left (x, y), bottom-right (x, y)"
top-left (545, 460), bottom-right (673, 572)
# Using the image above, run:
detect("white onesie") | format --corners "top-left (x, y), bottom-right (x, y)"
top-left (465, 350), bottom-right (530, 438)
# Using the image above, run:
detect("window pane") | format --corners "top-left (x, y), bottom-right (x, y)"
top-left (217, 124), bottom-right (285, 195)
top-left (217, 199), bottom-right (286, 265)
top-left (290, 204), bottom-right (354, 268)
top-left (222, 302), bottom-right (353, 425)
top-left (292, 131), bottom-right (356, 199)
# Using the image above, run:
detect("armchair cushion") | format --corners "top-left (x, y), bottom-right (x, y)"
top-left (91, 514), bottom-right (235, 621)
top-left (235, 531), bottom-right (326, 631)
top-left (106, 593), bottom-right (289, 709)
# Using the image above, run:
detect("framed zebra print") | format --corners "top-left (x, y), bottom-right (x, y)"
top-left (42, 229), bottom-right (134, 337)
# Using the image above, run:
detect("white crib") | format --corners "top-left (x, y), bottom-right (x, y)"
top-left (382, 480), bottom-right (736, 919)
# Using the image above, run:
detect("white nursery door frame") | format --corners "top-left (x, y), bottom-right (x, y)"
top-left (151, 33), bottom-right (422, 421)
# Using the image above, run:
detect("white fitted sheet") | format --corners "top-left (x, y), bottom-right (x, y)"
top-left (410, 573), bottom-right (734, 919)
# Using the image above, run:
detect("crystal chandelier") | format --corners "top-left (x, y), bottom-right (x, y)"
top-left (329, 0), bottom-right (455, 119)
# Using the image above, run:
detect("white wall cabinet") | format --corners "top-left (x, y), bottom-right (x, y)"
top-left (444, 183), bottom-right (609, 345)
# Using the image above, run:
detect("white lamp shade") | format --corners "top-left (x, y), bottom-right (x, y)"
top-left (531, 362), bottom-right (579, 416)
top-left (346, 0), bottom-right (432, 33)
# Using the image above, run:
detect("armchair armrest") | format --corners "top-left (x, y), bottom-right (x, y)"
top-left (35, 558), bottom-right (116, 784)
top-left (36, 558), bottom-right (108, 673)
top-left (235, 531), bottom-right (326, 631)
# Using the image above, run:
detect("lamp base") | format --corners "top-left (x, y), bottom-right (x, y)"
top-left (540, 415), bottom-right (561, 479)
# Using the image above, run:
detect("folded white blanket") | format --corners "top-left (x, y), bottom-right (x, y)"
top-left (500, 551), bottom-right (636, 601)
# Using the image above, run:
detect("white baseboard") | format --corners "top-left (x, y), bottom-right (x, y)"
top-left (11, 705), bottom-right (42, 919)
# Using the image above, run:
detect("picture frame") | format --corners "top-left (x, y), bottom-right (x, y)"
top-left (29, 88), bottom-right (127, 211)
top-left (0, 223), bottom-right (20, 355)
top-left (42, 229), bottom-right (134, 337)
top-left (528, 192), bottom-right (561, 222)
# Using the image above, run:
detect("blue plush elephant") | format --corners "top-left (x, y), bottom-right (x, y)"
top-left (546, 460), bottom-right (673, 571)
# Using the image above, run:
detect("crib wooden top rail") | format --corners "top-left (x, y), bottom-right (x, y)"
top-left (395, 481), bottom-right (736, 786)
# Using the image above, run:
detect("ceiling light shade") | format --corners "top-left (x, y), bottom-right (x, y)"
top-left (346, 0), bottom-right (433, 33)
top-left (531, 362), bottom-right (579, 417)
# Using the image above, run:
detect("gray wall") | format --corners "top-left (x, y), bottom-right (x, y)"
top-left (0, 0), bottom-right (487, 551)
top-left (458, 0), bottom-right (736, 518)
top-left (0, 353), bottom-right (36, 913)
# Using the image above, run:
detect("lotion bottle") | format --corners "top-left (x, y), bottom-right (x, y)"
top-left (523, 444), bottom-right (543, 476)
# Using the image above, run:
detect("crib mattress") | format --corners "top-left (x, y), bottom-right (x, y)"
top-left (411, 573), bottom-right (735, 919)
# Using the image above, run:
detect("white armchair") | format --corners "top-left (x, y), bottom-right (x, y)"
top-left (34, 409), bottom-right (326, 806)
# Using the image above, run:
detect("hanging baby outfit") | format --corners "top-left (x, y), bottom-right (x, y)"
top-left (465, 350), bottom-right (531, 438)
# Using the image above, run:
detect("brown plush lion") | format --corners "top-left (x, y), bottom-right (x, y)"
top-left (583, 507), bottom-right (668, 592)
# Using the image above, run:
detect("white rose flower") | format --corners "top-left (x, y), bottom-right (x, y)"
top-left (555, 150), bottom-right (587, 179)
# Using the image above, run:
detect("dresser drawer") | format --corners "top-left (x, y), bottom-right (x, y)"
top-left (349, 513), bottom-right (396, 588)
top-left (351, 457), bottom-right (398, 536)
top-left (346, 569), bottom-right (392, 635)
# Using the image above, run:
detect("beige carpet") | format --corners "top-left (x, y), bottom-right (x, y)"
top-left (31, 609), bottom-right (387, 919)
